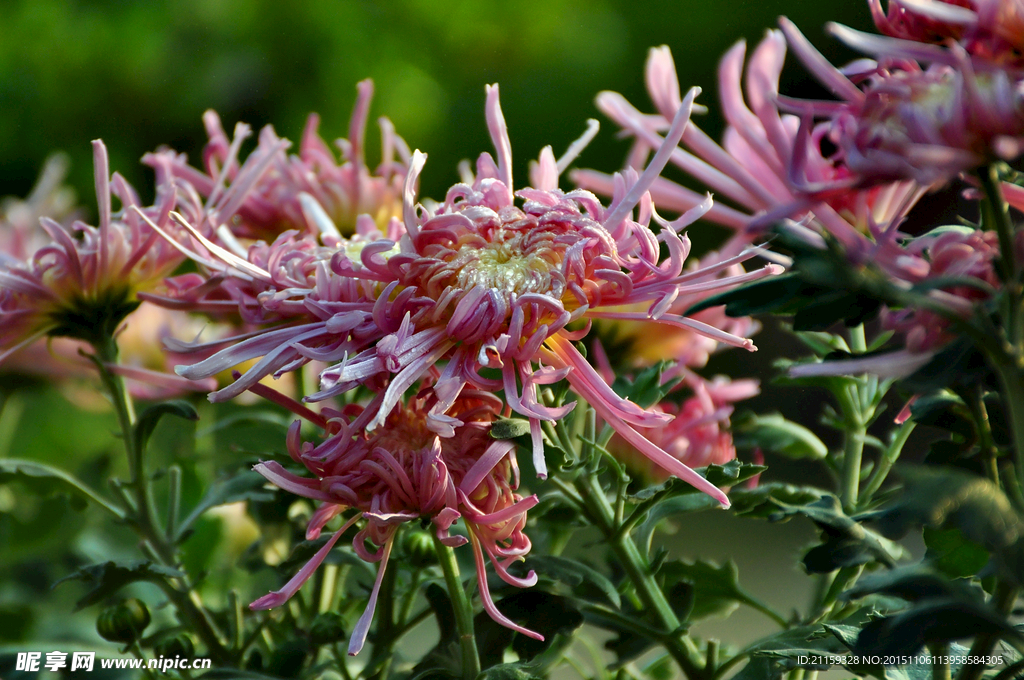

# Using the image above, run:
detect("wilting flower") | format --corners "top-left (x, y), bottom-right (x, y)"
top-left (168, 83), bottom-right (783, 507)
top-left (248, 386), bottom-right (541, 655)
top-left (776, 14), bottom-right (1024, 187)
top-left (146, 80), bottom-right (408, 244)
top-left (0, 141), bottom-right (188, 361)
top-left (870, 0), bottom-right (1024, 64)
top-left (608, 375), bottom-right (760, 483)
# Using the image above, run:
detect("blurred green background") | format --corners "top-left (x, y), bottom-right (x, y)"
top-left (0, 0), bottom-right (873, 207)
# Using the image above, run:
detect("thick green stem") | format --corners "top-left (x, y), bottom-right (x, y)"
top-left (979, 165), bottom-right (1019, 290)
top-left (839, 326), bottom-right (869, 512)
top-left (993, 361), bottom-right (1024, 495)
top-left (432, 535), bottom-right (480, 680)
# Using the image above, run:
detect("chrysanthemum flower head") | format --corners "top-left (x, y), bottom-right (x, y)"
top-left (316, 84), bottom-right (785, 506)
top-left (880, 226), bottom-right (1000, 352)
top-left (0, 141), bottom-right (188, 359)
top-left (247, 386), bottom-right (541, 655)
top-left (870, 0), bottom-right (1024, 64)
top-left (572, 38), bottom-right (927, 265)
top-left (146, 79), bottom-right (408, 244)
top-left (778, 14), bottom-right (1024, 188)
top-left (608, 375), bottom-right (760, 483)
top-left (166, 83), bottom-right (783, 507)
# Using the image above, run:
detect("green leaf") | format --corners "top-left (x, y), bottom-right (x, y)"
top-left (134, 400), bottom-right (198, 453)
top-left (840, 565), bottom-right (986, 604)
top-left (474, 592), bottom-right (583, 668)
top-left (873, 465), bottom-right (1024, 583)
top-left (684, 273), bottom-right (807, 317)
top-left (0, 458), bottom-right (124, 519)
top-left (853, 598), bottom-right (1017, 658)
top-left (490, 417), bottom-right (532, 440)
top-left (611, 361), bottom-right (678, 409)
top-left (729, 483), bottom-right (824, 519)
top-left (771, 495), bottom-right (907, 572)
top-left (658, 559), bottom-right (745, 621)
top-left (733, 412), bottom-right (828, 460)
top-left (175, 472), bottom-right (275, 541)
top-left (521, 555), bottom-right (620, 608)
top-left (54, 560), bottom-right (184, 610)
top-left (478, 663), bottom-right (542, 680)
top-left (923, 527), bottom-right (990, 579)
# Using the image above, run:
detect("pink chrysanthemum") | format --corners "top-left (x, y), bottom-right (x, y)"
top-left (870, 0), bottom-right (1024, 64)
top-left (167, 84), bottom-right (783, 507)
top-left (607, 374), bottom-right (760, 484)
top-left (880, 226), bottom-right (1000, 352)
top-left (776, 15), bottom-right (1024, 187)
top-left (146, 80), bottom-right (408, 244)
top-left (0, 141), bottom-right (188, 361)
top-left (247, 386), bottom-right (540, 655)
top-left (572, 38), bottom-right (927, 266)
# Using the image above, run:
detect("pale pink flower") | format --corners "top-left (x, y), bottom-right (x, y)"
top-left (146, 80), bottom-right (408, 243)
top-left (572, 38), bottom-right (927, 273)
top-left (248, 387), bottom-right (541, 654)
top-left (0, 154), bottom-right (79, 263)
top-left (880, 227), bottom-right (999, 351)
top-left (777, 16), bottom-right (1024, 187)
top-left (0, 141), bottom-right (188, 361)
top-left (608, 373), bottom-right (759, 483)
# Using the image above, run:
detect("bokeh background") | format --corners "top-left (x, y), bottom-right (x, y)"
top-left (1, 0), bottom-right (905, 671)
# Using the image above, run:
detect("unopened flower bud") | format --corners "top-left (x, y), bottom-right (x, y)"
top-left (97, 598), bottom-right (151, 643)
top-left (403, 530), bottom-right (437, 568)
top-left (153, 633), bottom-right (196, 659)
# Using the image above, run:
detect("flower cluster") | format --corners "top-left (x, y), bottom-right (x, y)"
top-left (135, 83), bottom-right (782, 641)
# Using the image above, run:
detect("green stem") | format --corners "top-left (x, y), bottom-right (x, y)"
top-left (90, 336), bottom-right (230, 664)
top-left (838, 383), bottom-right (867, 513)
top-left (432, 535), bottom-right (480, 680)
top-left (992, 361), bottom-right (1024, 495)
top-left (574, 471), bottom-right (706, 680)
top-left (859, 420), bottom-right (915, 507)
top-left (979, 165), bottom-right (1019, 288)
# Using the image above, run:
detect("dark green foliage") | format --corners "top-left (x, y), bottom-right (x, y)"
top-left (55, 560), bottom-right (184, 610)
top-left (770, 495), bottom-right (906, 572)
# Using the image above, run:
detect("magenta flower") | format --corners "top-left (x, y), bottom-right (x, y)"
top-left (247, 387), bottom-right (541, 654)
top-left (870, 0), bottom-right (1024, 64)
top-left (0, 141), bottom-right (188, 362)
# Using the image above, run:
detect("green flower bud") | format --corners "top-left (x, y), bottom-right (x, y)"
top-left (96, 598), bottom-right (151, 644)
top-left (153, 633), bottom-right (195, 659)
top-left (403, 529), bottom-right (436, 568)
